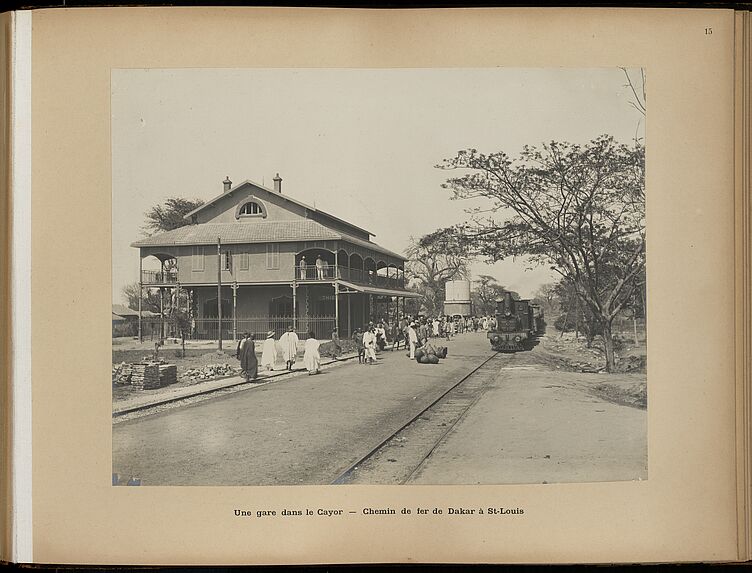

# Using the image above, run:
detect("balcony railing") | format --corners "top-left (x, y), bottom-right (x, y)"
top-left (295, 265), bottom-right (405, 289)
top-left (141, 269), bottom-right (178, 285)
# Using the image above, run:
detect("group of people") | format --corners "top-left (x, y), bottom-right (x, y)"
top-left (392, 314), bottom-right (499, 359)
top-left (235, 314), bottom-right (499, 380)
top-left (298, 255), bottom-right (332, 280)
top-left (235, 325), bottom-right (325, 381)
top-left (350, 323), bottom-right (386, 365)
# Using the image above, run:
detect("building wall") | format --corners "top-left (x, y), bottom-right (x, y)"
top-left (195, 183), bottom-right (371, 241)
top-left (140, 240), bottom-right (405, 286)
top-left (193, 285), bottom-right (295, 317)
top-left (444, 302), bottom-right (472, 316)
top-left (141, 243), bottom-right (298, 284)
top-left (189, 284), bottom-right (390, 339)
top-left (197, 184), bottom-right (309, 224)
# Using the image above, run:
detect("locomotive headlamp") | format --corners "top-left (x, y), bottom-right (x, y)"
top-left (514, 336), bottom-right (521, 342)
top-left (505, 311), bottom-right (511, 317)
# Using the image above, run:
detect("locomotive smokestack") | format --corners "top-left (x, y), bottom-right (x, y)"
top-left (504, 291), bottom-right (514, 316)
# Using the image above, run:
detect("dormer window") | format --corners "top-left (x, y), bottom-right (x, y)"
top-left (240, 202), bottom-right (262, 215)
top-left (235, 198), bottom-right (267, 219)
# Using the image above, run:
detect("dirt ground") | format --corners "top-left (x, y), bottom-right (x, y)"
top-left (112, 331), bottom-right (647, 486)
top-left (535, 330), bottom-right (647, 409)
top-left (112, 336), bottom-right (357, 403)
top-left (409, 347), bottom-right (647, 485)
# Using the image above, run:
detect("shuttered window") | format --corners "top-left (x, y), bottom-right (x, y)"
top-left (266, 244), bottom-right (280, 269)
top-left (239, 251), bottom-right (250, 271)
top-left (192, 246), bottom-right (204, 271)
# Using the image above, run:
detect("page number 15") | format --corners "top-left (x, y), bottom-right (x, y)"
top-left (705, 27), bottom-right (713, 35)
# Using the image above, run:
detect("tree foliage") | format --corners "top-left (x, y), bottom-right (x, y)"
top-left (472, 274), bottom-right (518, 316)
top-left (143, 197), bottom-right (205, 235)
top-left (405, 233), bottom-right (471, 316)
top-left (532, 282), bottom-right (559, 319)
top-left (122, 282), bottom-right (162, 314)
top-left (437, 135), bottom-right (645, 371)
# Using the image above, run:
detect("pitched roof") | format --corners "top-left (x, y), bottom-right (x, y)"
top-left (112, 304), bottom-right (158, 318)
top-left (131, 220), bottom-right (407, 261)
top-left (184, 179), bottom-right (374, 236)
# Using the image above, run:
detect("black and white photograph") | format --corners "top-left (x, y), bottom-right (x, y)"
top-left (111, 67), bottom-right (647, 487)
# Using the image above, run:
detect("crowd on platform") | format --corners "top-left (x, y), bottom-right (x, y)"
top-left (234, 314), bottom-right (499, 379)
top-left (350, 314), bottom-right (498, 364)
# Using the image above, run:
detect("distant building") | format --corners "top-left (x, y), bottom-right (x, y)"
top-left (443, 280), bottom-right (472, 316)
top-left (112, 304), bottom-right (158, 337)
top-left (131, 175), bottom-right (419, 340)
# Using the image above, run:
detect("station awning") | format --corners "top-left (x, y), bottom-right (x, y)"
top-left (336, 280), bottom-right (422, 298)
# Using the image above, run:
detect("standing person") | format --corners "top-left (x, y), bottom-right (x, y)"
top-left (240, 333), bottom-right (258, 381)
top-left (407, 322), bottom-right (419, 359)
top-left (352, 328), bottom-right (365, 364)
top-left (375, 322), bottom-right (386, 351)
top-left (331, 327), bottom-right (341, 360)
top-left (304, 331), bottom-right (321, 375)
top-left (260, 330), bottom-right (277, 372)
top-left (279, 325), bottom-right (299, 371)
top-left (236, 332), bottom-right (249, 377)
top-left (418, 320), bottom-right (429, 346)
top-left (432, 317), bottom-right (440, 338)
top-left (315, 255), bottom-right (324, 279)
top-left (387, 321), bottom-right (398, 351)
top-left (322, 259), bottom-right (330, 279)
top-left (299, 256), bottom-right (307, 280)
top-left (362, 327), bottom-right (377, 364)
top-left (392, 321), bottom-right (403, 351)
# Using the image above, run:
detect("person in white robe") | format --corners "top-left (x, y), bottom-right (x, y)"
top-left (362, 327), bottom-right (377, 364)
top-left (303, 332), bottom-right (321, 375)
top-left (260, 330), bottom-right (277, 371)
top-left (278, 326), bottom-right (299, 371)
top-left (407, 323), bottom-right (419, 359)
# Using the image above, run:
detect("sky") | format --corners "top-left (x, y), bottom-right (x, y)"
top-left (112, 67), bottom-right (645, 304)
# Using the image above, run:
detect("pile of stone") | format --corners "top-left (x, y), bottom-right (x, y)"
top-left (158, 364), bottom-right (178, 386)
top-left (113, 361), bottom-right (177, 389)
top-left (183, 363), bottom-right (238, 382)
top-left (129, 363), bottom-right (162, 389)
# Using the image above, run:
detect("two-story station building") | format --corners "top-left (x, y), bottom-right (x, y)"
top-left (131, 175), bottom-right (418, 341)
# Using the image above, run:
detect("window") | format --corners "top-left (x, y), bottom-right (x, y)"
top-left (235, 198), bottom-right (267, 219)
top-left (222, 251), bottom-right (232, 271)
top-left (239, 251), bottom-right (249, 271)
top-left (240, 201), bottom-right (262, 215)
top-left (266, 244), bottom-right (280, 269)
top-left (192, 246), bottom-right (204, 271)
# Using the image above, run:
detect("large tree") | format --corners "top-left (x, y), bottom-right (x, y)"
top-left (532, 282), bottom-right (559, 319)
top-left (472, 274), bottom-right (518, 316)
top-left (122, 282), bottom-right (162, 314)
top-left (405, 231), bottom-right (470, 316)
top-left (437, 135), bottom-right (645, 371)
top-left (142, 196), bottom-right (204, 273)
top-left (142, 197), bottom-right (204, 235)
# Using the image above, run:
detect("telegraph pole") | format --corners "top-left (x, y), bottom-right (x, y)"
top-left (217, 236), bottom-right (222, 351)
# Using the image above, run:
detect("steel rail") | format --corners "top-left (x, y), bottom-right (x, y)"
top-left (330, 351), bottom-right (502, 485)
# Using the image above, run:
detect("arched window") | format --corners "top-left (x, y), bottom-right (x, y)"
top-left (239, 201), bottom-right (262, 215)
top-left (235, 198), bottom-right (268, 219)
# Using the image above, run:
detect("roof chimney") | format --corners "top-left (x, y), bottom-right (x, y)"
top-left (223, 176), bottom-right (232, 192)
top-left (273, 173), bottom-right (282, 194)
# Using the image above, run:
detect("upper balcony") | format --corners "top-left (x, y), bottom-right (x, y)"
top-left (141, 269), bottom-right (179, 285)
top-left (295, 264), bottom-right (406, 289)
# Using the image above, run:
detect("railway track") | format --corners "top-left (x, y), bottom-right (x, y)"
top-left (331, 351), bottom-right (510, 485)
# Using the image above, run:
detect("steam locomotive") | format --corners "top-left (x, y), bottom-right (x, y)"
top-left (487, 292), bottom-right (545, 352)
